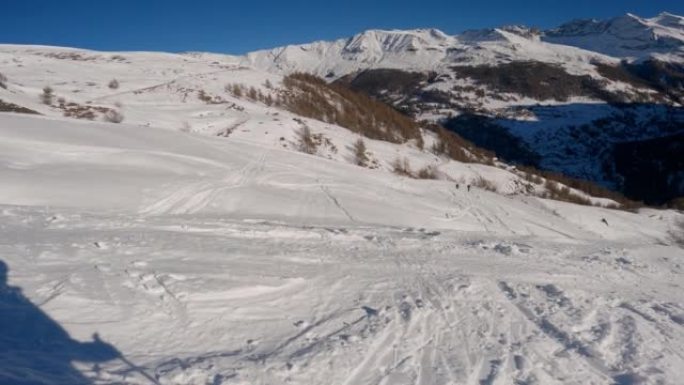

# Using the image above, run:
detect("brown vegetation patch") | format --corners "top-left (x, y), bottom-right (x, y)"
top-left (60, 101), bottom-right (114, 121)
top-left (0, 99), bottom-right (39, 114)
top-left (428, 123), bottom-right (495, 164)
top-left (417, 165), bottom-right (438, 180)
top-left (392, 157), bottom-right (414, 177)
top-left (472, 176), bottom-right (498, 192)
top-left (338, 69), bottom-right (430, 97)
top-left (198, 90), bottom-right (229, 104)
top-left (352, 138), bottom-right (369, 167)
top-left (38, 52), bottom-right (99, 61)
top-left (451, 62), bottom-right (623, 103)
top-left (279, 73), bottom-right (423, 147)
top-left (41, 86), bottom-right (54, 105)
top-left (516, 165), bottom-right (640, 209)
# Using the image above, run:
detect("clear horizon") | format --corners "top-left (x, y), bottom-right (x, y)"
top-left (2, 0), bottom-right (683, 54)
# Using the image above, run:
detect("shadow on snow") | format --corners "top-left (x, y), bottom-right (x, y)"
top-left (0, 260), bottom-right (121, 385)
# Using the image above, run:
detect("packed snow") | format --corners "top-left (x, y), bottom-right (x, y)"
top-left (1, 109), bottom-right (683, 385)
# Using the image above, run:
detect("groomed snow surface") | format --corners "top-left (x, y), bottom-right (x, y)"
top-left (1, 113), bottom-right (683, 385)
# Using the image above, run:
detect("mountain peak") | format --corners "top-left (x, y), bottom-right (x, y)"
top-left (651, 12), bottom-right (684, 27)
top-left (347, 28), bottom-right (451, 43)
top-left (656, 11), bottom-right (682, 19)
top-left (243, 11), bottom-right (684, 79)
top-left (612, 13), bottom-right (649, 27)
top-left (543, 12), bottom-right (684, 58)
top-left (342, 28), bottom-right (452, 55)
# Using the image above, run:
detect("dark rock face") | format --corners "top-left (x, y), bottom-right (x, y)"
top-left (0, 100), bottom-right (39, 115)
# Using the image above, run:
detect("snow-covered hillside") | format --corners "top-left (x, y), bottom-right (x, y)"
top-left (1, 14), bottom-right (683, 385)
top-left (0, 43), bottom-right (592, 202)
top-left (1, 109), bottom-right (683, 385)
top-left (241, 12), bottom-right (684, 205)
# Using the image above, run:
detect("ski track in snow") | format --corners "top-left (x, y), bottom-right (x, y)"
top-left (1, 207), bottom-right (683, 385)
top-left (141, 148), bottom-right (270, 216)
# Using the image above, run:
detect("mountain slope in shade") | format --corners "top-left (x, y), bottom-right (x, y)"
top-left (544, 12), bottom-right (684, 59)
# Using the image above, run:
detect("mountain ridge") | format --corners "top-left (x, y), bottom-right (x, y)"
top-left (243, 11), bottom-right (684, 77)
top-left (239, 12), bottom-right (684, 205)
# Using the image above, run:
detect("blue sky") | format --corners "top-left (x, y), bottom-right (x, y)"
top-left (2, 0), bottom-right (683, 54)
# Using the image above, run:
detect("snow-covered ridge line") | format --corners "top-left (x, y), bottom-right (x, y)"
top-left (242, 12), bottom-right (684, 79)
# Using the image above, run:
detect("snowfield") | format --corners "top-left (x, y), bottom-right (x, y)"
top-left (0, 29), bottom-right (683, 385)
top-left (0, 113), bottom-right (683, 385)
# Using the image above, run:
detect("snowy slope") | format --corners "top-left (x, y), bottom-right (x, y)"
top-left (1, 112), bottom-right (683, 385)
top-left (0, 113), bottom-right (658, 236)
top-left (1, 20), bottom-right (684, 385)
top-left (0, 43), bottom-right (576, 202)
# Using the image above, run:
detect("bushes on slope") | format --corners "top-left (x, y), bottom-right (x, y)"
top-left (279, 73), bottom-right (423, 147)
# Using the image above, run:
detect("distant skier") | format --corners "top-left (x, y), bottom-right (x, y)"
top-left (467, 184), bottom-right (471, 192)
top-left (601, 218), bottom-right (609, 226)
top-left (455, 183), bottom-right (460, 190)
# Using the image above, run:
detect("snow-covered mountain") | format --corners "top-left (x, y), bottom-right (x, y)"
top-left (243, 12), bottom-right (684, 205)
top-left (545, 12), bottom-right (684, 59)
top-left (244, 26), bottom-right (613, 78)
top-left (1, 13), bottom-right (684, 385)
top-left (245, 12), bottom-right (684, 76)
